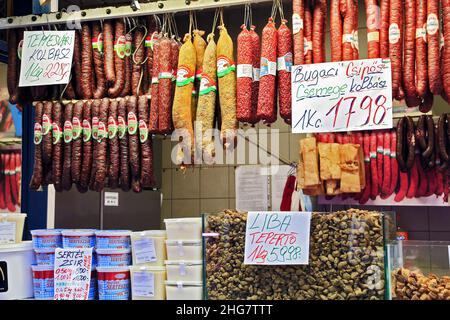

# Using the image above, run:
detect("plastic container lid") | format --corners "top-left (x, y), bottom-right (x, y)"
top-left (165, 240), bottom-right (202, 246)
top-left (165, 281), bottom-right (203, 287)
top-left (133, 230), bottom-right (167, 237)
top-left (164, 260), bottom-right (202, 266)
top-left (61, 229), bottom-right (96, 236)
top-left (129, 265), bottom-right (166, 272)
top-left (95, 230), bottom-right (131, 237)
top-left (30, 229), bottom-right (61, 236)
top-left (96, 266), bottom-right (130, 273)
top-left (0, 213), bottom-right (27, 219)
top-left (0, 241), bottom-right (33, 253)
top-left (34, 248), bottom-right (56, 254)
top-left (96, 248), bottom-right (131, 254)
top-left (31, 264), bottom-right (54, 272)
top-left (164, 218), bottom-right (201, 224)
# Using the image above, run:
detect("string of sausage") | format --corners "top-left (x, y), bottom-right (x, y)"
top-left (138, 95), bottom-right (154, 188)
top-left (92, 98), bottom-right (109, 192)
top-left (104, 20), bottom-right (116, 87)
top-left (149, 37), bottom-right (161, 133)
top-left (158, 36), bottom-right (174, 134)
top-left (92, 22), bottom-right (107, 99)
top-left (416, 0), bottom-right (428, 98)
top-left (118, 98), bottom-right (131, 191)
top-left (312, 0), bottom-right (326, 63)
top-left (278, 19), bottom-right (293, 124)
top-left (132, 27), bottom-right (145, 96)
top-left (71, 101), bottom-right (83, 186)
top-left (293, 0), bottom-right (305, 65)
top-left (42, 101), bottom-right (53, 186)
top-left (52, 102), bottom-right (64, 192)
top-left (127, 96), bottom-right (140, 181)
top-left (428, 0), bottom-right (443, 95)
top-left (81, 23), bottom-right (94, 99)
top-left (89, 99), bottom-right (100, 190)
top-left (237, 25), bottom-right (253, 124)
top-left (365, 0), bottom-right (380, 59)
top-left (304, 0), bottom-right (313, 64)
top-left (249, 26), bottom-right (260, 126)
top-left (30, 102), bottom-right (44, 190)
top-left (108, 100), bottom-right (120, 189)
top-left (389, 0), bottom-right (404, 101)
top-left (330, 0), bottom-right (342, 62)
top-left (7, 29), bottom-right (18, 104)
top-left (109, 20), bottom-right (126, 98)
top-left (78, 100), bottom-right (93, 192)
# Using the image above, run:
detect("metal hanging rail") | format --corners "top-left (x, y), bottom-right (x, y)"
top-left (0, 0), bottom-right (272, 30)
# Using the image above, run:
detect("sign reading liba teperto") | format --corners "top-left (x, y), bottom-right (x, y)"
top-left (54, 247), bottom-right (92, 300)
top-left (19, 30), bottom-right (75, 87)
top-left (244, 211), bottom-right (311, 265)
top-left (291, 58), bottom-right (393, 133)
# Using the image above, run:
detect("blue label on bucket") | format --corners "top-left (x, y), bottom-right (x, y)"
top-left (63, 235), bottom-right (96, 249)
top-left (33, 276), bottom-right (54, 300)
top-left (96, 253), bottom-right (131, 267)
top-left (35, 251), bottom-right (55, 266)
top-left (98, 279), bottom-right (130, 300)
top-left (96, 236), bottom-right (130, 250)
top-left (32, 235), bottom-right (62, 250)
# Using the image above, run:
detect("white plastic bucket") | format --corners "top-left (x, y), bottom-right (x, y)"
top-left (95, 230), bottom-right (131, 250)
top-left (96, 249), bottom-right (131, 267)
top-left (97, 266), bottom-right (130, 300)
top-left (164, 218), bottom-right (202, 240)
top-left (131, 230), bottom-right (167, 266)
top-left (30, 229), bottom-right (62, 250)
top-left (34, 248), bottom-right (55, 266)
top-left (129, 265), bottom-right (166, 300)
top-left (31, 264), bottom-right (54, 300)
top-left (165, 240), bottom-right (202, 261)
top-left (0, 213), bottom-right (27, 244)
top-left (165, 260), bottom-right (203, 282)
top-left (165, 281), bottom-right (203, 300)
top-left (61, 229), bottom-right (96, 248)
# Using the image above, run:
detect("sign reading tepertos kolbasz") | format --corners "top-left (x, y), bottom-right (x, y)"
top-left (244, 211), bottom-right (311, 265)
top-left (19, 30), bottom-right (75, 87)
top-left (291, 58), bottom-right (393, 133)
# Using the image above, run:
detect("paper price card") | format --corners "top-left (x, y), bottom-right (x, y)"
top-left (291, 58), bottom-right (393, 133)
top-left (244, 211), bottom-right (311, 265)
top-left (54, 248), bottom-right (92, 300)
top-left (19, 30), bottom-right (75, 87)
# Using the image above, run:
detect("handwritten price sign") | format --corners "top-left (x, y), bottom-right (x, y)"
top-left (19, 30), bottom-right (75, 87)
top-left (291, 58), bottom-right (393, 133)
top-left (244, 211), bottom-right (311, 265)
top-left (54, 248), bottom-right (92, 300)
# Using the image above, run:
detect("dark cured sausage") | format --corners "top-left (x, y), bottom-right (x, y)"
top-left (416, 0), bottom-right (428, 98)
top-left (89, 99), bottom-right (100, 190)
top-left (442, 0), bottom-right (450, 99)
top-left (293, 0), bottom-right (305, 65)
top-left (92, 98), bottom-right (109, 192)
top-left (330, 0), bottom-right (342, 62)
top-left (145, 18), bottom-right (157, 94)
top-left (403, 0), bottom-right (421, 107)
top-left (78, 100), bottom-right (93, 192)
top-left (92, 22), bottom-right (107, 99)
top-left (149, 38), bottom-right (161, 133)
top-left (304, 0), bottom-right (313, 64)
top-left (73, 31), bottom-right (83, 97)
top-left (158, 37), bottom-right (174, 134)
top-left (103, 20), bottom-right (115, 87)
top-left (127, 96), bottom-right (140, 180)
top-left (236, 25), bottom-right (253, 123)
top-left (365, 0), bottom-right (380, 59)
top-left (278, 20), bottom-right (293, 124)
top-left (30, 102), bottom-right (44, 190)
top-left (107, 100), bottom-right (120, 189)
top-left (109, 20), bottom-right (126, 98)
top-left (42, 102), bottom-right (53, 167)
top-left (62, 103), bottom-right (73, 191)
top-left (120, 32), bottom-right (132, 97)
top-left (7, 29), bottom-right (18, 103)
top-left (389, 0), bottom-right (404, 101)
top-left (81, 23), bottom-right (94, 99)
top-left (138, 95), bottom-right (154, 188)
top-left (52, 102), bottom-right (64, 192)
top-left (118, 98), bottom-right (130, 191)
top-left (71, 101), bottom-right (83, 185)
top-left (379, 0), bottom-right (390, 58)
top-left (312, 0), bottom-right (326, 63)
top-left (438, 113), bottom-right (450, 162)
top-left (132, 27), bottom-right (145, 96)
top-left (427, 0), bottom-right (443, 95)
top-left (257, 18), bottom-right (277, 124)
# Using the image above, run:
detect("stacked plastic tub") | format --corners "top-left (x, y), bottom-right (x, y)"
top-left (164, 218), bottom-right (203, 300)
top-left (95, 230), bottom-right (131, 300)
top-left (129, 230), bottom-right (167, 300)
top-left (30, 229), bottom-right (99, 300)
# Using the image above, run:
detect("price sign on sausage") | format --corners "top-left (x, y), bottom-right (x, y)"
top-left (54, 247), bottom-right (92, 300)
top-left (19, 30), bottom-right (75, 87)
top-left (291, 58), bottom-right (393, 133)
top-left (244, 211), bottom-right (311, 265)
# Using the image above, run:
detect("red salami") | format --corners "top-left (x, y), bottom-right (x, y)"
top-left (277, 20), bottom-right (293, 124)
top-left (236, 25), bottom-right (253, 123)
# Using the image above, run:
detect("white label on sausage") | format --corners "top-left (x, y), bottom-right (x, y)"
top-left (133, 238), bottom-right (157, 264)
top-left (277, 52), bottom-right (293, 72)
top-left (367, 31), bottom-right (380, 42)
top-left (440, 33), bottom-right (445, 49)
top-left (260, 58), bottom-right (277, 77)
top-left (427, 13), bottom-right (439, 35)
top-left (389, 23), bottom-right (401, 44)
top-left (304, 40), bottom-right (312, 55)
top-left (416, 28), bottom-right (426, 41)
top-left (292, 14), bottom-right (304, 34)
top-left (0, 221), bottom-right (16, 244)
top-left (132, 271), bottom-right (155, 297)
top-left (253, 68), bottom-right (260, 82)
top-left (237, 64), bottom-right (254, 79)
top-left (342, 33), bottom-right (354, 44)
top-left (353, 31), bottom-right (359, 50)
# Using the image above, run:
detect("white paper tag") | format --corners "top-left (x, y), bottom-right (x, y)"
top-left (277, 52), bottom-right (293, 72)
top-left (134, 238), bottom-right (157, 264)
top-left (132, 271), bottom-right (155, 297)
top-left (104, 192), bottom-right (119, 206)
top-left (253, 68), bottom-right (260, 82)
top-left (178, 263), bottom-right (187, 276)
top-left (292, 14), bottom-right (303, 34)
top-left (342, 33), bottom-right (354, 43)
top-left (367, 31), bottom-right (380, 42)
top-left (0, 222), bottom-right (16, 244)
top-left (260, 58), bottom-right (277, 77)
top-left (177, 241), bottom-right (185, 257)
top-left (389, 23), bottom-right (401, 44)
top-left (237, 64), bottom-right (253, 79)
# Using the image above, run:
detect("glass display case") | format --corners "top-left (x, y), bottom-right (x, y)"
top-left (203, 209), bottom-right (396, 300)
top-left (387, 240), bottom-right (450, 300)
